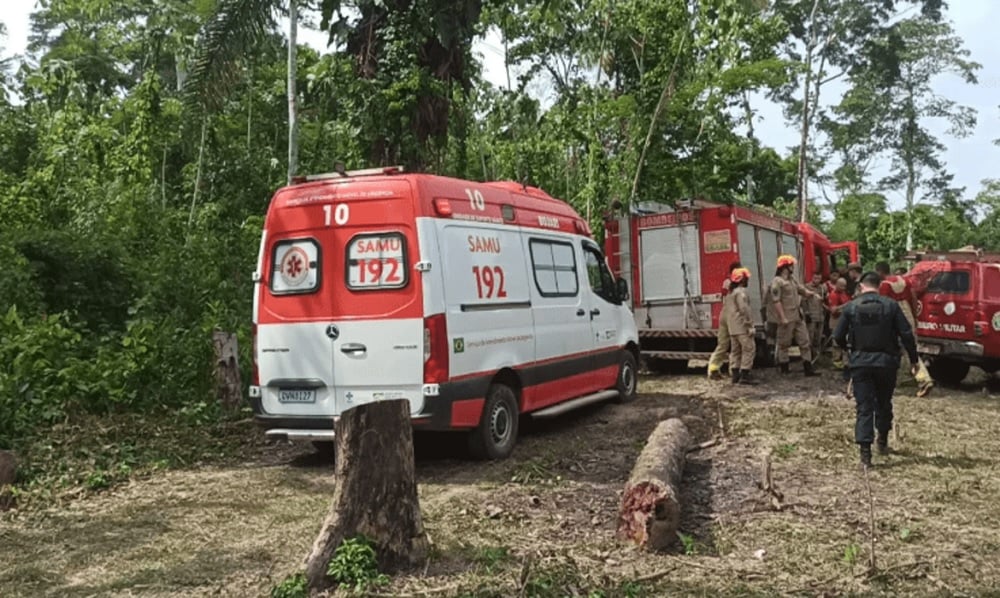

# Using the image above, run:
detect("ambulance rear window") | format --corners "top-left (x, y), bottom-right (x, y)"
top-left (346, 232), bottom-right (408, 290)
top-left (271, 239), bottom-right (320, 295)
top-left (927, 270), bottom-right (969, 294)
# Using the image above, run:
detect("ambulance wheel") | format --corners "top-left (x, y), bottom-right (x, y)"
top-left (615, 351), bottom-right (638, 403)
top-left (927, 358), bottom-right (969, 386)
top-left (468, 384), bottom-right (519, 460)
top-left (311, 441), bottom-right (336, 460)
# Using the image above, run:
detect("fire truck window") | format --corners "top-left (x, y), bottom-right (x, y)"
top-left (529, 239), bottom-right (578, 297)
top-left (983, 267), bottom-right (1000, 298)
top-left (927, 271), bottom-right (970, 294)
top-left (584, 245), bottom-right (616, 303)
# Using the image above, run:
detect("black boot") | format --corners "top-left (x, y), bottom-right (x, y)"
top-left (876, 434), bottom-right (889, 455)
top-left (804, 360), bottom-right (819, 377)
top-left (738, 370), bottom-right (759, 385)
top-left (731, 369), bottom-right (741, 384)
top-left (779, 362), bottom-right (789, 374)
top-left (859, 444), bottom-right (873, 469)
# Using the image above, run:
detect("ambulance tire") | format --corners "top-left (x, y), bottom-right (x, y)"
top-left (615, 351), bottom-right (638, 403)
top-left (468, 384), bottom-right (519, 460)
top-left (311, 441), bottom-right (337, 460)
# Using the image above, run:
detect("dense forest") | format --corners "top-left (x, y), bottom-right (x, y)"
top-left (1, 0), bottom-right (997, 487)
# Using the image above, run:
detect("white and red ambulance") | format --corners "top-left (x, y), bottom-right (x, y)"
top-left (249, 166), bottom-right (639, 459)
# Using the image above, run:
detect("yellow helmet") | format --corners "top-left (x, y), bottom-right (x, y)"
top-left (730, 267), bottom-right (751, 284)
top-left (776, 254), bottom-right (797, 269)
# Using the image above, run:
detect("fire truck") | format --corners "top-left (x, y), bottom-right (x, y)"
top-left (905, 247), bottom-right (1000, 385)
top-left (603, 199), bottom-right (858, 372)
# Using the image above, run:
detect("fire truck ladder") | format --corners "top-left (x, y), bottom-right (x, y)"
top-left (678, 225), bottom-right (702, 329)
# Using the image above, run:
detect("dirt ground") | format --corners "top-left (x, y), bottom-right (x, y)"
top-left (3, 362), bottom-right (1000, 597)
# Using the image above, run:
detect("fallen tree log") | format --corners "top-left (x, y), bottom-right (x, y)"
top-left (616, 418), bottom-right (691, 551)
top-left (304, 399), bottom-right (429, 592)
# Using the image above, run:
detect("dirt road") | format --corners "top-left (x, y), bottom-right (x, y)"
top-left (3, 366), bottom-right (1000, 597)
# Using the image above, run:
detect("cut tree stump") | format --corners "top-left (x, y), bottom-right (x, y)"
top-left (0, 450), bottom-right (17, 511)
top-left (212, 330), bottom-right (241, 412)
top-left (304, 399), bottom-right (429, 592)
top-left (617, 418), bottom-right (691, 551)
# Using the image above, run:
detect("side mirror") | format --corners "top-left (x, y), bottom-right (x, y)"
top-left (616, 277), bottom-right (629, 302)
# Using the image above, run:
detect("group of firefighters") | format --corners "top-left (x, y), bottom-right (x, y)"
top-left (704, 255), bottom-right (937, 467)
top-left (705, 255), bottom-right (935, 397)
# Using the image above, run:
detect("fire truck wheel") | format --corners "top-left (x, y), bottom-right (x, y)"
top-left (615, 351), bottom-right (638, 403)
top-left (927, 358), bottom-right (970, 386)
top-left (468, 384), bottom-right (519, 460)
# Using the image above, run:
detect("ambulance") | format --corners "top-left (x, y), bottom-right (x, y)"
top-left (249, 166), bottom-right (640, 459)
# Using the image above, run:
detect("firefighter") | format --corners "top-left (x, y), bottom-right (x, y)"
top-left (707, 261), bottom-right (743, 380)
top-left (875, 262), bottom-right (935, 397)
top-left (804, 272), bottom-right (827, 359)
top-left (727, 267), bottom-right (757, 385)
top-left (768, 255), bottom-right (820, 376)
top-left (846, 262), bottom-right (863, 297)
top-left (833, 271), bottom-right (920, 468)
top-left (827, 277), bottom-right (851, 369)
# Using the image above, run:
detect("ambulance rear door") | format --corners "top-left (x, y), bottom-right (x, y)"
top-left (255, 178), bottom-right (425, 421)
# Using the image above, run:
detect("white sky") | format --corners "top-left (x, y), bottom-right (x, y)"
top-left (3, 0), bottom-right (996, 205)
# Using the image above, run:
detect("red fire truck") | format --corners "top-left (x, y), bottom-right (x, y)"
top-left (603, 199), bottom-right (858, 372)
top-left (905, 248), bottom-right (1000, 385)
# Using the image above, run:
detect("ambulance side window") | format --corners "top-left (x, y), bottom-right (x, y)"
top-left (529, 239), bottom-right (578, 297)
top-left (583, 244), bottom-right (617, 304)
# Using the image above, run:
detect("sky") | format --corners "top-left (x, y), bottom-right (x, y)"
top-left (2, 0), bottom-right (997, 207)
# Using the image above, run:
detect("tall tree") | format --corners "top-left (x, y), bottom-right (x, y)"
top-left (768, 0), bottom-right (947, 222)
top-left (836, 16), bottom-right (978, 251)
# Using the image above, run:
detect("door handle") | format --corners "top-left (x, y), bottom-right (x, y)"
top-left (590, 308), bottom-right (601, 319)
top-left (340, 343), bottom-right (367, 354)
top-left (577, 309), bottom-right (586, 316)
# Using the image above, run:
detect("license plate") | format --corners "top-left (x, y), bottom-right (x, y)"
top-left (918, 343), bottom-right (940, 355)
top-left (278, 389), bottom-right (317, 403)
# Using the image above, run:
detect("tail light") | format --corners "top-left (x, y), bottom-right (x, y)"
top-left (423, 314), bottom-right (449, 384)
top-left (251, 323), bottom-right (259, 385)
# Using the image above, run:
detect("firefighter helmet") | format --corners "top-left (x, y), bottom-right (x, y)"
top-left (730, 267), bottom-right (751, 284)
top-left (776, 254), bottom-right (797, 269)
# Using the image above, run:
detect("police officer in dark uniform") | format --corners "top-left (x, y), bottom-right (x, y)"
top-left (832, 271), bottom-right (919, 469)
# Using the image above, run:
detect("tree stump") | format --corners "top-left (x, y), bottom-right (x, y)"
top-left (304, 399), bottom-right (429, 591)
top-left (0, 450), bottom-right (17, 511)
top-left (212, 330), bottom-right (241, 412)
top-left (616, 418), bottom-right (691, 551)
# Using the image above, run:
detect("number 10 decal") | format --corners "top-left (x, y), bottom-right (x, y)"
top-left (473, 266), bottom-right (507, 299)
top-left (323, 203), bottom-right (350, 226)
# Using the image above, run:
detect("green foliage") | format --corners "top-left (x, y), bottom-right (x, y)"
top-left (842, 543), bottom-right (860, 565)
top-left (678, 532), bottom-right (697, 555)
top-left (327, 536), bottom-right (390, 592)
top-left (270, 572), bottom-right (308, 598)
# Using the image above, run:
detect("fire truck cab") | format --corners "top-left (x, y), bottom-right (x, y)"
top-left (906, 248), bottom-right (1000, 385)
top-left (603, 199), bottom-right (858, 371)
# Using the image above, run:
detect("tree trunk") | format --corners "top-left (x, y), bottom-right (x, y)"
top-left (186, 118), bottom-right (208, 236)
top-left (0, 450), bottom-right (16, 511)
top-left (617, 418), bottom-right (691, 551)
top-left (287, 0), bottom-right (299, 184)
top-left (304, 399), bottom-right (429, 592)
top-left (212, 330), bottom-right (242, 412)
top-left (796, 0), bottom-right (823, 223)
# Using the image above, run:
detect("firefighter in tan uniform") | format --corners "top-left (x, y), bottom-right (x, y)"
top-left (804, 272), bottom-right (827, 359)
top-left (769, 255), bottom-right (820, 376)
top-left (707, 261), bottom-right (743, 380)
top-left (726, 268), bottom-right (757, 385)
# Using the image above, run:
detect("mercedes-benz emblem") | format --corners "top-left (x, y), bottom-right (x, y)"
top-left (325, 324), bottom-right (340, 340)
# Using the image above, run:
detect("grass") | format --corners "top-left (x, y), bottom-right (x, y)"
top-left (2, 372), bottom-right (1000, 596)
